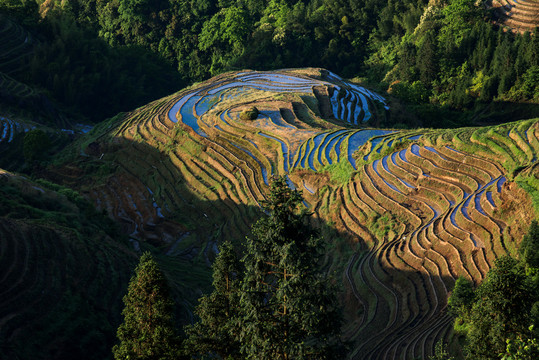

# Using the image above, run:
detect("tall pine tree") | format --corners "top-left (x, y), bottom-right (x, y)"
top-left (184, 239), bottom-right (243, 359)
top-left (416, 30), bottom-right (437, 86)
top-left (113, 252), bottom-right (181, 360)
top-left (239, 176), bottom-right (344, 359)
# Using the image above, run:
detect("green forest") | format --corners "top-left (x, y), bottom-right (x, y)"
top-left (2, 0), bottom-right (539, 126)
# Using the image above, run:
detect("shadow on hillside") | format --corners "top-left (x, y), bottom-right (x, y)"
top-left (342, 245), bottom-right (459, 359)
top-left (57, 134), bottom-right (265, 307)
top-left (44, 134), bottom-right (461, 359)
top-left (472, 101), bottom-right (539, 125)
top-left (0, 178), bottom-right (139, 360)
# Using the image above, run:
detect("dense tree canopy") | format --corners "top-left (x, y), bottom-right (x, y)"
top-left (113, 252), bottom-right (182, 360)
top-left (22, 129), bottom-right (50, 161)
top-left (450, 256), bottom-right (536, 359)
top-left (3, 0), bottom-right (539, 126)
top-left (184, 239), bottom-right (243, 359)
top-left (449, 220), bottom-right (539, 360)
top-left (238, 176), bottom-right (344, 359)
top-left (184, 177), bottom-right (344, 359)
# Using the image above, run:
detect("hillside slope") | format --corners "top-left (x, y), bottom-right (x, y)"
top-left (0, 169), bottom-right (139, 360)
top-left (0, 13), bottom-right (34, 77)
top-left (55, 68), bottom-right (538, 359)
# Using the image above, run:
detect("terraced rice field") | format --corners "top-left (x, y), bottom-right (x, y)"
top-left (0, 170), bottom-right (137, 359)
top-left (0, 116), bottom-right (32, 145)
top-left (330, 120), bottom-right (538, 359)
top-left (78, 68), bottom-right (388, 252)
top-left (490, 0), bottom-right (539, 33)
top-left (0, 14), bottom-right (34, 76)
top-left (0, 117), bottom-right (17, 144)
top-left (71, 69), bottom-right (537, 359)
top-left (0, 72), bottom-right (35, 98)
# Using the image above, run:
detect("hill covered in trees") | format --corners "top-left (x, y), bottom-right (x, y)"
top-left (2, 0), bottom-right (539, 127)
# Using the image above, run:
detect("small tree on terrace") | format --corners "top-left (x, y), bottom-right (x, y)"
top-left (239, 176), bottom-right (345, 359)
top-left (113, 252), bottom-right (182, 360)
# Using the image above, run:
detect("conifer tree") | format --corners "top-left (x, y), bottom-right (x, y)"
top-left (239, 176), bottom-right (344, 359)
top-left (113, 252), bottom-right (181, 360)
top-left (184, 239), bottom-right (243, 359)
top-left (416, 30), bottom-right (437, 85)
top-left (521, 220), bottom-right (539, 268)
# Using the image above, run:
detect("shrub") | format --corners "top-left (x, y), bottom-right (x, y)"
top-left (239, 106), bottom-right (259, 120)
top-left (23, 129), bottom-right (50, 161)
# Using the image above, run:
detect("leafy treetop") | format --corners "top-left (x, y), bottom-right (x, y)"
top-left (113, 252), bottom-right (182, 360)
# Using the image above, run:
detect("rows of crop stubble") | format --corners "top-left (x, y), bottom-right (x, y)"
top-left (62, 69), bottom-right (538, 359)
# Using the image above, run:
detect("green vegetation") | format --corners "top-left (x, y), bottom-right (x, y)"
top-left (0, 169), bottom-right (120, 237)
top-left (0, 1), bottom-right (182, 124)
top-left (22, 129), bottom-right (50, 161)
top-left (113, 252), bottom-right (182, 360)
top-left (449, 222), bottom-right (539, 360)
top-left (430, 341), bottom-right (456, 360)
top-left (4, 1), bottom-right (539, 359)
top-left (516, 174), bottom-right (539, 215)
top-left (322, 157), bottom-right (355, 184)
top-left (239, 106), bottom-right (259, 121)
top-left (0, 170), bottom-right (136, 360)
top-left (448, 277), bottom-right (474, 316)
top-left (5, 68), bottom-right (539, 359)
top-left (239, 176), bottom-right (344, 358)
top-left (369, 0), bottom-right (539, 125)
top-left (184, 239), bottom-right (243, 359)
top-left (102, 178), bottom-right (344, 359)
top-left (2, 1), bottom-right (539, 127)
top-left (185, 177), bottom-right (344, 359)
